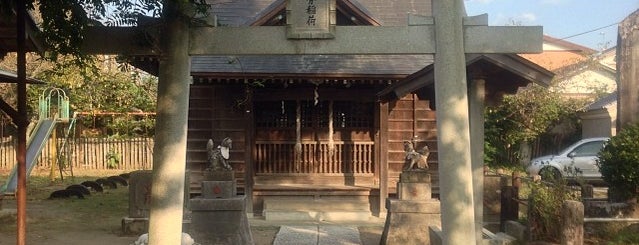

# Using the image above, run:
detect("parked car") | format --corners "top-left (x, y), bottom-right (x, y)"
top-left (526, 137), bottom-right (609, 183)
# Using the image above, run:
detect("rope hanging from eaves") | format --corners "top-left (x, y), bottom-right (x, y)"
top-left (328, 100), bottom-right (335, 157)
top-left (294, 100), bottom-right (302, 172)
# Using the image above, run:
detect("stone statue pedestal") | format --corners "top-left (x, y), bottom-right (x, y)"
top-left (381, 171), bottom-right (441, 245)
top-left (122, 170), bottom-right (152, 234)
top-left (122, 170), bottom-right (191, 235)
top-left (202, 170), bottom-right (234, 181)
top-left (189, 171), bottom-right (254, 244)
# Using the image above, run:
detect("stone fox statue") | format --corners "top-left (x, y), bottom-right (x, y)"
top-left (207, 137), bottom-right (233, 171)
top-left (403, 140), bottom-right (429, 171)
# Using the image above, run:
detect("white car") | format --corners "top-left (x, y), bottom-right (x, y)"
top-left (526, 137), bottom-right (609, 182)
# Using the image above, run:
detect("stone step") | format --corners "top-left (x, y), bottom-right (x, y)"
top-left (264, 210), bottom-right (374, 222)
top-left (262, 198), bottom-right (374, 221)
top-left (273, 226), bottom-right (362, 245)
top-left (264, 198), bottom-right (371, 211)
top-left (482, 229), bottom-right (517, 245)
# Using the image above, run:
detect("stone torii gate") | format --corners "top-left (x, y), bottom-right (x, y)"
top-left (84, 0), bottom-right (542, 244)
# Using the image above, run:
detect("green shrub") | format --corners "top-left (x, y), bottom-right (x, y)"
top-left (106, 150), bottom-right (121, 169)
top-left (597, 122), bottom-right (639, 201)
top-left (606, 223), bottom-right (639, 244)
top-left (527, 179), bottom-right (580, 242)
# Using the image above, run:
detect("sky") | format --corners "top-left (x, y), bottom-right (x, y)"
top-left (464, 0), bottom-right (639, 51)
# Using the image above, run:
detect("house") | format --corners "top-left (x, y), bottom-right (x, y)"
top-left (579, 47), bottom-right (619, 138)
top-left (520, 35), bottom-right (616, 99)
top-left (521, 36), bottom-right (618, 140)
top-left (580, 92), bottom-right (617, 138)
top-left (128, 0), bottom-right (553, 217)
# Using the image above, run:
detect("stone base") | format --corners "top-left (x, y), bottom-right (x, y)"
top-left (122, 217), bottom-right (148, 235)
top-left (122, 217), bottom-right (191, 235)
top-left (381, 198), bottom-right (441, 245)
top-left (504, 221), bottom-right (527, 241)
top-left (128, 170), bottom-right (153, 218)
top-left (396, 171), bottom-right (432, 200)
top-left (201, 181), bottom-right (237, 198)
top-left (430, 225), bottom-right (518, 245)
top-left (189, 195), bottom-right (254, 245)
top-left (399, 171), bottom-right (431, 183)
top-left (202, 171), bottom-right (234, 181)
top-left (429, 226), bottom-right (443, 245)
top-left (397, 182), bottom-right (432, 200)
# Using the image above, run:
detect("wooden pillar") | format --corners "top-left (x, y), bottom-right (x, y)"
top-left (245, 90), bottom-right (255, 214)
top-left (50, 128), bottom-right (58, 181)
top-left (377, 102), bottom-right (389, 216)
top-left (469, 77), bottom-right (486, 243)
top-left (148, 1), bottom-right (190, 244)
top-left (433, 0), bottom-right (476, 243)
top-left (16, 1), bottom-right (28, 244)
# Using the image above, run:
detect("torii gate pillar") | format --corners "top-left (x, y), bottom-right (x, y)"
top-left (433, 1), bottom-right (476, 244)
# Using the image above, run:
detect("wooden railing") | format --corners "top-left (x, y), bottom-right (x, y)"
top-left (255, 141), bottom-right (374, 175)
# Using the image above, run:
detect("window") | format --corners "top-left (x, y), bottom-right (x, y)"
top-left (255, 100), bottom-right (296, 128)
top-left (333, 101), bottom-right (373, 128)
top-left (571, 141), bottom-right (605, 157)
top-left (255, 100), bottom-right (373, 128)
top-left (300, 100), bottom-right (329, 128)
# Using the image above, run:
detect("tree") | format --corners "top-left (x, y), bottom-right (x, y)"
top-left (36, 56), bottom-right (158, 136)
top-left (0, 52), bottom-right (54, 112)
top-left (0, 53), bottom-right (158, 137)
top-left (484, 83), bottom-right (587, 168)
top-left (597, 122), bottom-right (639, 201)
top-left (1, 1), bottom-right (207, 244)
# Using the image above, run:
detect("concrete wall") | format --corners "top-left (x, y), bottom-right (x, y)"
top-left (554, 68), bottom-right (616, 95)
top-left (581, 110), bottom-right (613, 138)
top-left (580, 104), bottom-right (617, 138)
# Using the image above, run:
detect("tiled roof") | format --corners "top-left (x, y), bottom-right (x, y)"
top-left (192, 0), bottom-right (433, 77)
top-left (209, 0), bottom-right (429, 27)
top-left (191, 55), bottom-right (434, 76)
top-left (542, 35), bottom-right (595, 53)
top-left (208, 0), bottom-right (275, 27)
top-left (586, 92), bottom-right (617, 111)
top-left (519, 51), bottom-right (588, 71)
top-left (520, 35), bottom-right (597, 71)
top-left (355, 0), bottom-right (430, 26)
top-left (189, 0), bottom-right (550, 93)
top-left (0, 69), bottom-right (45, 84)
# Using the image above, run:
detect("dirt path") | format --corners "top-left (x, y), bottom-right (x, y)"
top-left (1, 198), bottom-right (382, 245)
top-left (0, 199), bottom-right (282, 245)
top-left (0, 171), bottom-right (382, 244)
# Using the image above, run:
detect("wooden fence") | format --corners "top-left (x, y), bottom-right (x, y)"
top-left (0, 137), bottom-right (153, 170)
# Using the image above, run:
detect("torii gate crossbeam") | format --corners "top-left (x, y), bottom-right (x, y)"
top-left (83, 22), bottom-right (542, 56)
top-left (188, 24), bottom-right (541, 55)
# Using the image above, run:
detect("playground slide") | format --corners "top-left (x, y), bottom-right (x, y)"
top-left (2, 119), bottom-right (57, 195)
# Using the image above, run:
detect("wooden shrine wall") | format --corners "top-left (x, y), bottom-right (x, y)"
top-left (187, 84), bottom-right (249, 193)
top-left (386, 93), bottom-right (439, 196)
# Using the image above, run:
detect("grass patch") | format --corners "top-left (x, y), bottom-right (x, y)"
top-left (592, 223), bottom-right (639, 245)
top-left (1, 171), bottom-right (130, 235)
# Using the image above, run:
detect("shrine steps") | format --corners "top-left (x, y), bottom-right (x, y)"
top-left (263, 198), bottom-right (373, 222)
top-left (253, 184), bottom-right (380, 222)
